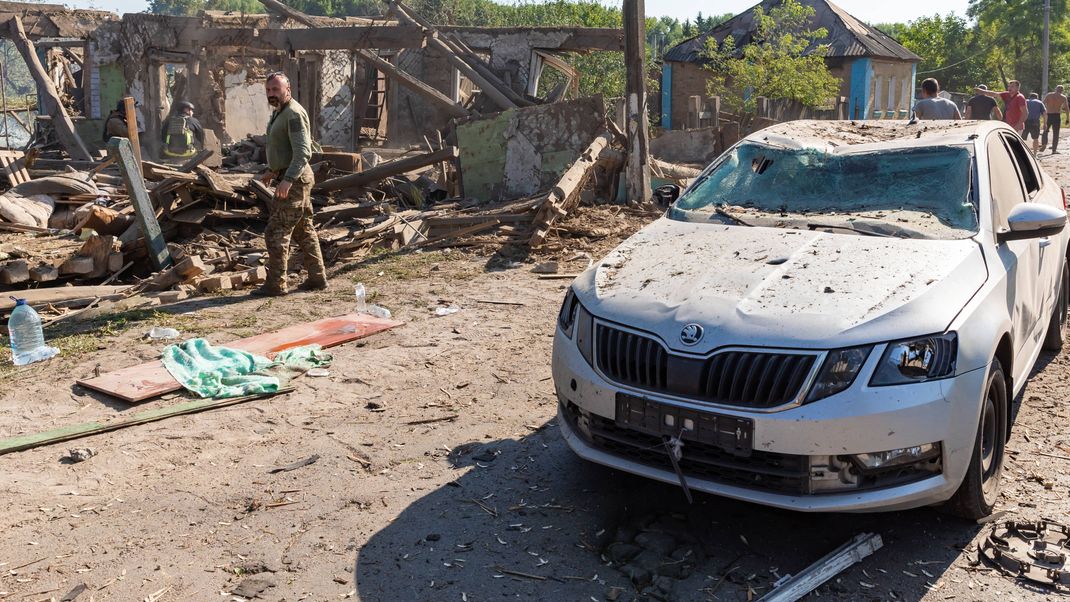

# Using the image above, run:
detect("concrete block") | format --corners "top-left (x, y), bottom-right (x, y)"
top-left (60, 256), bottom-right (95, 276)
top-left (0, 259), bottom-right (29, 284)
top-left (28, 264), bottom-right (58, 282)
top-left (198, 275), bottom-right (233, 293)
top-left (243, 266), bottom-right (267, 284)
top-left (107, 252), bottom-right (125, 273)
top-left (228, 272), bottom-right (248, 288)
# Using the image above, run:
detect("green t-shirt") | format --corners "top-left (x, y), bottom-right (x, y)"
top-left (266, 99), bottom-right (312, 182)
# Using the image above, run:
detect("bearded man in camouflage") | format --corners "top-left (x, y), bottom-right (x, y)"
top-left (251, 72), bottom-right (327, 296)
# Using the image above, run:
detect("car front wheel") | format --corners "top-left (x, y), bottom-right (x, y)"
top-left (946, 359), bottom-right (1007, 520)
top-left (1043, 261), bottom-right (1069, 351)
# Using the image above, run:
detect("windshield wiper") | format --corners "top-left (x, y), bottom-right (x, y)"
top-left (715, 207), bottom-right (754, 226)
top-left (806, 222), bottom-right (896, 238)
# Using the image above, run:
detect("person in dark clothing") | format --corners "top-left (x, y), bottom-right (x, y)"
top-left (1025, 93), bottom-right (1046, 152)
top-left (102, 99), bottom-right (145, 141)
top-left (160, 100), bottom-right (205, 159)
top-left (965, 84), bottom-right (1002, 121)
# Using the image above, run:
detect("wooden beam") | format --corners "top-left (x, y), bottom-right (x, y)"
top-left (185, 24), bottom-right (621, 53)
top-left (622, 0), bottom-right (650, 204)
top-left (387, 2), bottom-right (515, 111)
top-left (107, 137), bottom-right (172, 271)
top-left (354, 49), bottom-right (469, 119)
top-left (529, 131), bottom-right (613, 246)
top-left (3, 16), bottom-right (92, 161)
top-left (315, 146), bottom-right (457, 192)
top-left (123, 96), bottom-right (143, 175)
top-left (0, 388), bottom-right (295, 456)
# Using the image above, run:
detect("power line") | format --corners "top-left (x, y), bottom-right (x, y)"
top-left (915, 38), bottom-right (1006, 75)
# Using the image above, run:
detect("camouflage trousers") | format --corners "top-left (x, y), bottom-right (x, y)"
top-left (264, 167), bottom-right (326, 292)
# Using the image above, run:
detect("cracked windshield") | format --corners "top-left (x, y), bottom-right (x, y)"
top-left (670, 143), bottom-right (977, 240)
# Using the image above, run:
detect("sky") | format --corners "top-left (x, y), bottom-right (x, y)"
top-left (64, 0), bottom-right (975, 24)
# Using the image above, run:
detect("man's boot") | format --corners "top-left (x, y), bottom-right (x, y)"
top-left (250, 284), bottom-right (287, 297)
top-left (298, 276), bottom-right (327, 291)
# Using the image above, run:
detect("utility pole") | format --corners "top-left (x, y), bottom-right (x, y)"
top-left (623, 0), bottom-right (651, 205)
top-left (1043, 0), bottom-right (1051, 94)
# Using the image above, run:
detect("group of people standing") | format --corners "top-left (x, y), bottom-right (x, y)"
top-left (913, 77), bottom-right (1070, 154)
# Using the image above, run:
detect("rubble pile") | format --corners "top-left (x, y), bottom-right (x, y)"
top-left (0, 0), bottom-right (691, 323)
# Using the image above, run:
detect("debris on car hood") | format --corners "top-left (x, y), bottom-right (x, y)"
top-left (575, 217), bottom-right (986, 350)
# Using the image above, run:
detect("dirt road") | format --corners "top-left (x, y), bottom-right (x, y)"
top-left (3, 155), bottom-right (1070, 601)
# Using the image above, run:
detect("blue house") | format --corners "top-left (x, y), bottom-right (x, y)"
top-left (659, 0), bottom-right (921, 129)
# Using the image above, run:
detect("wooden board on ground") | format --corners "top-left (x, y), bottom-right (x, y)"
top-left (0, 387), bottom-right (295, 455)
top-left (0, 285), bottom-right (131, 312)
top-left (76, 313), bottom-right (403, 403)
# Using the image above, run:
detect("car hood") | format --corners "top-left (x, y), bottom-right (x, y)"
top-left (574, 218), bottom-right (987, 352)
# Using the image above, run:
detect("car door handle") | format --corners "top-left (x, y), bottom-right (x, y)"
top-left (1040, 238), bottom-right (1053, 248)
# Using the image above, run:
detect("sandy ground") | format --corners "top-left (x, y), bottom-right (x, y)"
top-left (1, 141), bottom-right (1070, 601)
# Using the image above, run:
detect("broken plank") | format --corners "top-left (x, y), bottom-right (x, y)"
top-left (0, 388), bottom-right (295, 456)
top-left (425, 213), bottom-right (531, 227)
top-left (415, 219), bottom-right (499, 247)
top-left (108, 137), bottom-right (172, 271)
top-left (758, 533), bottom-right (883, 602)
top-left (313, 202), bottom-right (382, 223)
top-left (315, 147), bottom-right (458, 192)
top-left (76, 313), bottom-right (403, 403)
top-left (0, 286), bottom-right (131, 312)
top-left (178, 149), bottom-right (214, 173)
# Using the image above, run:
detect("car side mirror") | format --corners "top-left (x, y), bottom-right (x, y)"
top-left (998, 203), bottom-right (1067, 243)
top-left (653, 184), bottom-right (681, 207)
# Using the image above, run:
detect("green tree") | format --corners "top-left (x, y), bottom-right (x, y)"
top-left (875, 14), bottom-right (990, 93)
top-left (703, 0), bottom-right (840, 118)
top-left (968, 0), bottom-right (1070, 94)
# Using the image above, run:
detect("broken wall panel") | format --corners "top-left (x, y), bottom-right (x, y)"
top-left (388, 47), bottom-right (456, 145)
top-left (456, 95), bottom-right (606, 201)
top-left (318, 49), bottom-right (355, 148)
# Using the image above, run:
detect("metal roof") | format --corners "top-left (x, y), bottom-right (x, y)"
top-left (663, 0), bottom-right (921, 64)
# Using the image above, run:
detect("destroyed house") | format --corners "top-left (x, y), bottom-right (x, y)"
top-left (659, 0), bottom-right (921, 129)
top-left (0, 1), bottom-right (622, 159)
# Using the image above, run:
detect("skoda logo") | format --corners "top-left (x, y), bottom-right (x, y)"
top-left (680, 323), bottom-right (704, 346)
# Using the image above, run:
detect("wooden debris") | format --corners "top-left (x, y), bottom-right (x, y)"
top-left (529, 131), bottom-right (614, 246)
top-left (315, 147), bottom-right (458, 193)
top-left (0, 388), bottom-right (295, 455)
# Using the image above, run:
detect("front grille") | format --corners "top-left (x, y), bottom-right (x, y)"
top-left (703, 351), bottom-right (815, 407)
top-left (596, 323), bottom-right (668, 390)
top-left (565, 403), bottom-right (810, 494)
top-left (594, 324), bottom-right (816, 409)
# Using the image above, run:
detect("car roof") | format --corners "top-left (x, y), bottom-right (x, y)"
top-left (744, 119), bottom-right (1009, 151)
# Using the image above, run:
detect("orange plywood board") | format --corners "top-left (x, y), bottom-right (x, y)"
top-left (76, 313), bottom-right (401, 403)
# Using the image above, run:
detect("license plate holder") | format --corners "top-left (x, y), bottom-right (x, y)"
top-left (615, 393), bottom-right (754, 457)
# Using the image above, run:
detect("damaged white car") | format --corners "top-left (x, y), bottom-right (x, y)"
top-left (553, 120), bottom-right (1069, 518)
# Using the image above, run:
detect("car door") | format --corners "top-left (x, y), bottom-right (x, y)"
top-left (1001, 133), bottom-right (1062, 313)
top-left (989, 133), bottom-right (1043, 359)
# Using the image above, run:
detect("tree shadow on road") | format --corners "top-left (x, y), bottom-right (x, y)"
top-left (355, 417), bottom-right (986, 601)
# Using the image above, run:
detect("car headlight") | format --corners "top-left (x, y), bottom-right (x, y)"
top-left (870, 333), bottom-right (957, 386)
top-left (558, 288), bottom-right (579, 337)
top-left (806, 346), bottom-right (872, 402)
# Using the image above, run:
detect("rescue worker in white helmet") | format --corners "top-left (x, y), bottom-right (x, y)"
top-left (160, 100), bottom-right (205, 159)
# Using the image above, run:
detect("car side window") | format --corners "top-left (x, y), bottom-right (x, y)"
top-left (987, 134), bottom-right (1027, 230)
top-left (1001, 133), bottom-right (1041, 196)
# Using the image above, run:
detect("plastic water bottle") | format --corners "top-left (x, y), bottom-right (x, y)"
top-left (7, 298), bottom-right (59, 366)
top-left (354, 283), bottom-right (367, 313)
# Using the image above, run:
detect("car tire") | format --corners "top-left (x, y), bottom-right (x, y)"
top-left (945, 359), bottom-right (1007, 520)
top-left (1043, 261), bottom-right (1069, 351)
